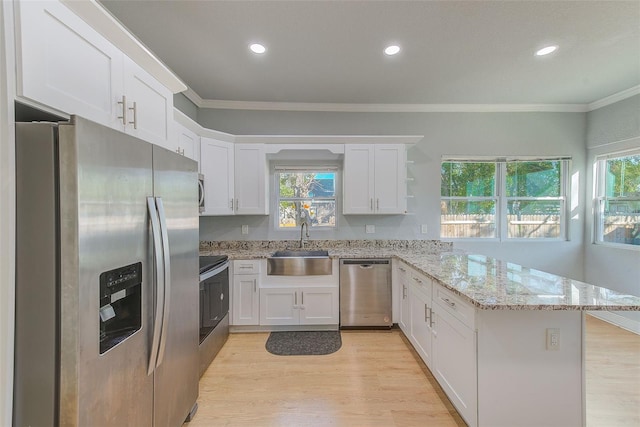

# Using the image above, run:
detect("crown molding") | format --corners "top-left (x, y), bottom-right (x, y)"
top-left (197, 99), bottom-right (588, 113)
top-left (234, 134), bottom-right (424, 145)
top-left (587, 85), bottom-right (640, 112)
top-left (183, 86), bottom-right (640, 114)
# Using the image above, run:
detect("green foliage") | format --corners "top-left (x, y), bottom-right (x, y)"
top-left (441, 162), bottom-right (495, 197)
top-left (606, 155), bottom-right (640, 197)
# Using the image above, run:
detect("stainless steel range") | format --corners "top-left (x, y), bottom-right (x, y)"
top-left (199, 255), bottom-right (230, 376)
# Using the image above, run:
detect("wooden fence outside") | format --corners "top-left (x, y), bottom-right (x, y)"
top-left (441, 213), bottom-right (640, 242)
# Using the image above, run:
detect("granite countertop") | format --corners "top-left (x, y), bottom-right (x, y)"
top-left (200, 240), bottom-right (640, 311)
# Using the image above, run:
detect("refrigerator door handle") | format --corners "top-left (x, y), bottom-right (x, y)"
top-left (147, 197), bottom-right (165, 375)
top-left (155, 197), bottom-right (172, 368)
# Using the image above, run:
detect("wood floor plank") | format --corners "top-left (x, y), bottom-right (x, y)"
top-left (190, 317), bottom-right (639, 426)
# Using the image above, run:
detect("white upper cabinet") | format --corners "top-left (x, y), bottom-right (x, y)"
top-left (121, 56), bottom-right (173, 147)
top-left (198, 142), bottom-right (268, 216)
top-left (14, 0), bottom-right (174, 147)
top-left (173, 121), bottom-right (200, 163)
top-left (343, 144), bottom-right (407, 214)
top-left (200, 138), bottom-right (234, 216)
top-left (234, 144), bottom-right (268, 215)
top-left (15, 0), bottom-right (124, 127)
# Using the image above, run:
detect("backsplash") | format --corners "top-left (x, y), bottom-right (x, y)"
top-left (199, 239), bottom-right (453, 253)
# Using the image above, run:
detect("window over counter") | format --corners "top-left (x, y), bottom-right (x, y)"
top-left (441, 158), bottom-right (569, 240)
top-left (594, 150), bottom-right (640, 247)
top-left (275, 167), bottom-right (337, 229)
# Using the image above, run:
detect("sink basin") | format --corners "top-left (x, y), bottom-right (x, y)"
top-left (267, 250), bottom-right (332, 275)
top-left (272, 250), bottom-right (329, 257)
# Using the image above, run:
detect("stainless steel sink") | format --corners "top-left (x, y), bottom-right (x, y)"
top-left (267, 250), bottom-right (332, 275)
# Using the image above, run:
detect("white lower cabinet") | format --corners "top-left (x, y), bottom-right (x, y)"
top-left (397, 263), bottom-right (410, 333)
top-left (260, 287), bottom-right (338, 326)
top-left (397, 269), bottom-right (477, 427)
top-left (432, 297), bottom-right (477, 427)
top-left (408, 273), bottom-right (433, 369)
top-left (231, 260), bottom-right (260, 326)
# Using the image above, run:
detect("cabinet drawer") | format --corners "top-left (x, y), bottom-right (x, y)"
top-left (409, 269), bottom-right (432, 296)
top-left (233, 260), bottom-right (260, 275)
top-left (434, 284), bottom-right (475, 329)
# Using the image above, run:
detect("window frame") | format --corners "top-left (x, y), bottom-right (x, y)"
top-left (441, 157), bottom-right (570, 241)
top-left (594, 148), bottom-right (640, 250)
top-left (273, 166), bottom-right (339, 231)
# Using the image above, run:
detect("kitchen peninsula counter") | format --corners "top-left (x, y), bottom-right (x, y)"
top-left (200, 239), bottom-right (640, 312)
top-left (201, 239), bottom-right (638, 426)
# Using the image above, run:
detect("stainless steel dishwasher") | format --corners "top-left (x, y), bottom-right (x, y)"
top-left (339, 259), bottom-right (392, 328)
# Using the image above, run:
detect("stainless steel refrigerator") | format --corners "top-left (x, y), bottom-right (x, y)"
top-left (14, 116), bottom-right (200, 426)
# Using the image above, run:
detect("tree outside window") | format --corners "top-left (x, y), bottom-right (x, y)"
top-left (596, 152), bottom-right (640, 246)
top-left (277, 171), bottom-right (336, 228)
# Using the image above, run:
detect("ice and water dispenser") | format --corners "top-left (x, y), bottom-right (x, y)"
top-left (99, 262), bottom-right (142, 354)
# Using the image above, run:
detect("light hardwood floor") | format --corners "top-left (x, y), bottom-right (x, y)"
top-left (190, 316), bottom-right (639, 427)
top-left (585, 314), bottom-right (640, 427)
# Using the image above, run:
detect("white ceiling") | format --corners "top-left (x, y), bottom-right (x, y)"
top-left (99, 0), bottom-right (640, 108)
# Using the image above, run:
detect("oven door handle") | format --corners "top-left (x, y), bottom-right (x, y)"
top-left (199, 261), bottom-right (230, 281)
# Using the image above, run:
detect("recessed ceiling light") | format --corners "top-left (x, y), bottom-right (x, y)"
top-left (536, 45), bottom-right (558, 56)
top-left (249, 43), bottom-right (266, 54)
top-left (384, 45), bottom-right (401, 56)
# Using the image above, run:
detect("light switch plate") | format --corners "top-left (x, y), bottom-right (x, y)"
top-left (365, 225), bottom-right (375, 234)
top-left (546, 328), bottom-right (560, 350)
top-left (241, 225), bottom-right (249, 235)
top-left (421, 224), bottom-right (428, 234)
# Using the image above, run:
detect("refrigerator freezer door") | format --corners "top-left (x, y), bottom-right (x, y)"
top-left (151, 145), bottom-right (200, 427)
top-left (58, 117), bottom-right (155, 426)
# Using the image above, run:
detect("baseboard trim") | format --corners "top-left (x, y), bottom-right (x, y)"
top-left (588, 311), bottom-right (640, 335)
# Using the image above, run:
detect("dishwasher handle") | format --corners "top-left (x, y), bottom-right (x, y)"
top-left (341, 259), bottom-right (390, 265)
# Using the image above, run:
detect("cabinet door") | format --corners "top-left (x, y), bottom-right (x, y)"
top-left (174, 122), bottom-right (200, 163)
top-left (374, 145), bottom-right (407, 214)
top-left (260, 288), bottom-right (298, 325)
top-left (122, 56), bottom-right (173, 147)
top-left (409, 281), bottom-right (433, 368)
top-left (299, 287), bottom-right (339, 325)
top-left (234, 144), bottom-right (268, 215)
top-left (15, 0), bottom-right (124, 127)
top-left (343, 145), bottom-right (374, 214)
top-left (200, 138), bottom-right (234, 216)
top-left (397, 265), bottom-right (410, 334)
top-left (432, 304), bottom-right (477, 427)
top-left (232, 274), bottom-right (259, 325)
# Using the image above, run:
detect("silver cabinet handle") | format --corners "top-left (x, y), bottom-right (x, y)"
top-left (442, 297), bottom-right (456, 308)
top-left (301, 291), bottom-right (304, 305)
top-left (376, 198), bottom-right (379, 210)
top-left (399, 267), bottom-right (406, 272)
top-left (424, 304), bottom-right (428, 322)
top-left (117, 95), bottom-right (127, 125)
top-left (413, 277), bottom-right (423, 284)
top-left (129, 101), bottom-right (138, 129)
top-left (230, 199), bottom-right (234, 209)
top-left (429, 307), bottom-right (435, 328)
top-left (295, 291), bottom-right (298, 306)
top-left (370, 198), bottom-right (373, 211)
top-left (198, 180), bottom-right (205, 207)
top-left (253, 279), bottom-right (256, 293)
top-left (402, 285), bottom-right (406, 299)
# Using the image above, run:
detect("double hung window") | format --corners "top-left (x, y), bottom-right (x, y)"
top-left (275, 168), bottom-right (337, 229)
top-left (441, 158), bottom-right (568, 240)
top-left (594, 150), bottom-right (640, 247)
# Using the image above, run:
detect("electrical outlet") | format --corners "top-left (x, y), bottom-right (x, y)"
top-left (241, 225), bottom-right (249, 235)
top-left (546, 328), bottom-right (560, 350)
top-left (421, 224), bottom-right (428, 234)
top-left (365, 225), bottom-right (375, 234)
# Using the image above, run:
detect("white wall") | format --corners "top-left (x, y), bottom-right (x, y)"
top-left (584, 95), bottom-right (640, 329)
top-left (197, 109), bottom-right (587, 280)
top-left (0, 1), bottom-right (16, 424)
